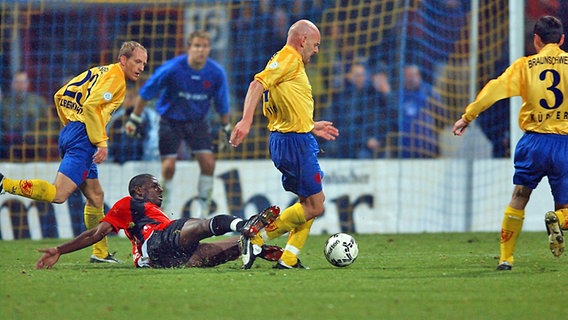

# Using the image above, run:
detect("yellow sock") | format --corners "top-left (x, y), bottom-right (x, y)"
top-left (2, 177), bottom-right (56, 202)
top-left (555, 209), bottom-right (568, 229)
top-left (499, 206), bottom-right (525, 265)
top-left (280, 219), bottom-right (314, 266)
top-left (264, 202), bottom-right (307, 240)
top-left (84, 205), bottom-right (108, 258)
top-left (250, 234), bottom-right (264, 246)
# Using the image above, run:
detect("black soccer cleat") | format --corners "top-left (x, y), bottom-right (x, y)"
top-left (239, 235), bottom-right (262, 270)
top-left (90, 253), bottom-right (121, 263)
top-left (273, 259), bottom-right (310, 270)
top-left (496, 262), bottom-right (512, 271)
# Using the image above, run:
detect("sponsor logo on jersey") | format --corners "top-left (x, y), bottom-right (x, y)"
top-left (178, 92), bottom-right (208, 101)
top-left (103, 92), bottom-right (113, 101)
top-left (59, 98), bottom-right (83, 114)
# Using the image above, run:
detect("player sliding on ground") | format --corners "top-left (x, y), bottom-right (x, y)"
top-left (36, 174), bottom-right (282, 269)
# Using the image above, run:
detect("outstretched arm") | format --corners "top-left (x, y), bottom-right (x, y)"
top-left (230, 80), bottom-right (264, 147)
top-left (35, 222), bottom-right (114, 269)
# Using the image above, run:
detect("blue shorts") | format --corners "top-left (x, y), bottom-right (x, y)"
top-left (513, 132), bottom-right (568, 204)
top-left (58, 122), bottom-right (98, 186)
top-left (269, 131), bottom-right (323, 198)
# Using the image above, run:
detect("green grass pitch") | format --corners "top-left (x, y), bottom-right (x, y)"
top-left (1, 232), bottom-right (566, 319)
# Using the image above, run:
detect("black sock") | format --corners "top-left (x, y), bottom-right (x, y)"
top-left (209, 215), bottom-right (244, 235)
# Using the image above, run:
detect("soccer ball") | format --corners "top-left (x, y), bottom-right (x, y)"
top-left (323, 232), bottom-right (359, 267)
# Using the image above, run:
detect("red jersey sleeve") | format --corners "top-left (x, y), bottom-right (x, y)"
top-left (102, 197), bottom-right (134, 233)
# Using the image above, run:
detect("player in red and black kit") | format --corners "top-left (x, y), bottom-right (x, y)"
top-left (35, 174), bottom-right (282, 269)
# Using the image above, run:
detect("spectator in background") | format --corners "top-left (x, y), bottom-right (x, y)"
top-left (363, 63), bottom-right (396, 158)
top-left (262, 5), bottom-right (290, 61)
top-left (231, 2), bottom-right (262, 105)
top-left (318, 23), bottom-right (345, 98)
top-left (290, 0), bottom-right (325, 24)
top-left (324, 61), bottom-right (377, 158)
top-left (0, 71), bottom-right (49, 160)
top-left (109, 84), bottom-right (159, 164)
top-left (397, 64), bottom-right (439, 158)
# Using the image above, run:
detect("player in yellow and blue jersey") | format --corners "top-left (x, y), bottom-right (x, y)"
top-left (230, 20), bottom-right (339, 269)
top-left (453, 16), bottom-right (568, 270)
top-left (0, 41), bottom-right (148, 263)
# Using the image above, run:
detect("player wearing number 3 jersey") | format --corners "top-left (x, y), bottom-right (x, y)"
top-left (0, 41), bottom-right (147, 263)
top-left (452, 16), bottom-right (568, 270)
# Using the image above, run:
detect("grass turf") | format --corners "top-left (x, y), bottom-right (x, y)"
top-left (1, 231), bottom-right (566, 320)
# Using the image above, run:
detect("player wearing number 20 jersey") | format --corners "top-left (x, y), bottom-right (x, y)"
top-left (55, 63), bottom-right (127, 149)
top-left (0, 41), bottom-right (147, 263)
top-left (452, 16), bottom-right (568, 270)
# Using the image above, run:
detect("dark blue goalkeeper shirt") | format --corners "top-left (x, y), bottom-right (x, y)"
top-left (139, 55), bottom-right (229, 121)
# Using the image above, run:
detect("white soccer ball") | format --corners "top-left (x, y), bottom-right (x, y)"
top-left (323, 232), bottom-right (359, 267)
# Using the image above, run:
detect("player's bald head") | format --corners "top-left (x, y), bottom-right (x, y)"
top-left (287, 19), bottom-right (320, 45)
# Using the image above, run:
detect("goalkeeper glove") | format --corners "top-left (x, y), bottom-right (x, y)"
top-left (218, 123), bottom-right (232, 152)
top-left (124, 113), bottom-right (144, 139)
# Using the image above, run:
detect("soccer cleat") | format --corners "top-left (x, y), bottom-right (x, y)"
top-left (496, 261), bottom-right (512, 271)
top-left (545, 211), bottom-right (564, 257)
top-left (273, 259), bottom-right (310, 270)
top-left (241, 205), bottom-right (280, 238)
top-left (257, 244), bottom-right (283, 262)
top-left (239, 235), bottom-right (262, 269)
top-left (90, 253), bottom-right (121, 263)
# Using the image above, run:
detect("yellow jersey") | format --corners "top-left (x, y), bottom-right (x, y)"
top-left (54, 63), bottom-right (126, 147)
top-left (463, 43), bottom-right (568, 134)
top-left (255, 45), bottom-right (315, 133)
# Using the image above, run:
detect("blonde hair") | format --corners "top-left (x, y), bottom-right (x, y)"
top-left (118, 41), bottom-right (147, 60)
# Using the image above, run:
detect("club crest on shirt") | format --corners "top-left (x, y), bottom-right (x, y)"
top-left (269, 62), bottom-right (279, 69)
top-left (103, 92), bottom-right (113, 101)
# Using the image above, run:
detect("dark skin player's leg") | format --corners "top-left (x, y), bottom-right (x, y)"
top-left (178, 218), bottom-right (240, 267)
top-left (178, 218), bottom-right (213, 247)
top-left (186, 237), bottom-right (240, 267)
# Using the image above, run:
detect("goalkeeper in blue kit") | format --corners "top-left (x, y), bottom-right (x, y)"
top-left (126, 31), bottom-right (231, 218)
top-left (453, 16), bottom-right (568, 270)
